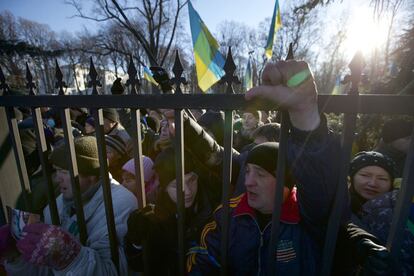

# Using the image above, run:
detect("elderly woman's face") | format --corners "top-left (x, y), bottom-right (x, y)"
top-left (353, 165), bottom-right (392, 200)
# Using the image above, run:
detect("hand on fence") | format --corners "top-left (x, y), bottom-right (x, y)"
top-left (245, 60), bottom-right (320, 131)
top-left (357, 238), bottom-right (392, 275)
top-left (125, 204), bottom-right (156, 246)
top-left (16, 223), bottom-right (81, 270)
top-left (0, 224), bottom-right (18, 262)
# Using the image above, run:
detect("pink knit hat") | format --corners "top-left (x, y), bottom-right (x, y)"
top-left (122, 156), bottom-right (155, 182)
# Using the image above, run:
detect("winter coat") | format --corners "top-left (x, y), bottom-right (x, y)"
top-left (352, 190), bottom-right (414, 275)
top-left (186, 114), bottom-right (343, 275)
top-left (188, 190), bottom-right (322, 275)
top-left (5, 177), bottom-right (138, 275)
top-left (125, 184), bottom-right (214, 275)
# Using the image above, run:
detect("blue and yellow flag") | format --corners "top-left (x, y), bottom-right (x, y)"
top-left (244, 58), bottom-right (253, 91)
top-left (143, 66), bottom-right (158, 86)
top-left (188, 1), bottom-right (225, 92)
top-left (265, 0), bottom-right (282, 59)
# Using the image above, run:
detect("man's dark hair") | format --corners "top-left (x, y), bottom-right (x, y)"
top-left (252, 123), bottom-right (281, 142)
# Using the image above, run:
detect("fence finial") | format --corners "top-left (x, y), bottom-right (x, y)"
top-left (126, 55), bottom-right (140, 95)
top-left (88, 57), bottom-right (102, 95)
top-left (0, 66), bottom-right (10, 95)
top-left (286, 43), bottom-right (294, 60)
top-left (55, 59), bottom-right (67, 95)
top-left (219, 47), bottom-right (240, 94)
top-left (171, 50), bottom-right (187, 94)
top-left (348, 51), bottom-right (365, 95)
top-left (26, 62), bottom-right (36, 95)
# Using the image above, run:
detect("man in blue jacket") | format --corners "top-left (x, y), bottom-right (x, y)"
top-left (187, 59), bottom-right (394, 275)
top-left (186, 60), bottom-right (340, 275)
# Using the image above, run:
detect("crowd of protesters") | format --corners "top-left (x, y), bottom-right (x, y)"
top-left (0, 59), bottom-right (413, 275)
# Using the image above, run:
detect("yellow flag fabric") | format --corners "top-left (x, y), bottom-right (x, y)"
top-left (188, 1), bottom-right (225, 92)
top-left (265, 0), bottom-right (282, 59)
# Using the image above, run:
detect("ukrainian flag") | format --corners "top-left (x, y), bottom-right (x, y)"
top-left (143, 66), bottom-right (158, 86)
top-left (244, 58), bottom-right (253, 91)
top-left (265, 0), bottom-right (282, 59)
top-left (188, 1), bottom-right (225, 92)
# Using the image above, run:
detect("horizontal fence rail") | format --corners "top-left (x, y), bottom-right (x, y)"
top-left (1, 94), bottom-right (414, 114)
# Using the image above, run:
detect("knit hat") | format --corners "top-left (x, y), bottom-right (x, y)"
top-left (111, 78), bottom-right (124, 95)
top-left (198, 111), bottom-right (224, 145)
top-left (102, 108), bottom-right (119, 123)
top-left (105, 135), bottom-right (127, 157)
top-left (246, 142), bottom-right (279, 176)
top-left (122, 156), bottom-right (155, 182)
top-left (85, 116), bottom-right (95, 128)
top-left (246, 142), bottom-right (294, 189)
top-left (381, 119), bottom-right (413, 143)
top-left (153, 147), bottom-right (194, 188)
top-left (51, 136), bottom-right (100, 176)
top-left (349, 151), bottom-right (396, 181)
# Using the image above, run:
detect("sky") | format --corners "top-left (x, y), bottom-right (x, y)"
top-left (0, 0), bottom-right (409, 62)
top-left (0, 0), bottom-right (278, 34)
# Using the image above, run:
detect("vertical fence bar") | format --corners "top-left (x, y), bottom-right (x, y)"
top-left (320, 52), bottom-right (364, 276)
top-left (126, 56), bottom-right (146, 209)
top-left (59, 107), bottom-right (88, 244)
top-left (174, 109), bottom-right (185, 276)
top-left (27, 63), bottom-right (59, 225)
top-left (386, 125), bottom-right (414, 261)
top-left (267, 112), bottom-right (289, 274)
top-left (267, 43), bottom-right (294, 275)
top-left (88, 58), bottom-right (119, 271)
top-left (53, 60), bottom-right (88, 244)
top-left (31, 107), bottom-right (59, 225)
top-left (172, 51), bottom-right (188, 276)
top-left (219, 47), bottom-right (238, 276)
top-left (0, 66), bottom-right (31, 210)
top-left (220, 109), bottom-right (234, 276)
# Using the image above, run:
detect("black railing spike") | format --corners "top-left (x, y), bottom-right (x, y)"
top-left (348, 51), bottom-right (365, 95)
top-left (150, 66), bottom-right (172, 94)
top-left (170, 50), bottom-right (187, 94)
top-left (26, 62), bottom-right (36, 95)
top-left (55, 59), bottom-right (67, 95)
top-left (286, 43), bottom-right (294, 60)
top-left (0, 66), bottom-right (10, 95)
top-left (126, 55), bottom-right (140, 95)
top-left (219, 47), bottom-right (241, 94)
top-left (88, 57), bottom-right (102, 95)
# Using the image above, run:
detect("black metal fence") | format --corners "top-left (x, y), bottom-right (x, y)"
top-left (0, 48), bottom-right (413, 275)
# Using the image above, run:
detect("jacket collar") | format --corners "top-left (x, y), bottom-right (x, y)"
top-left (233, 187), bottom-right (300, 224)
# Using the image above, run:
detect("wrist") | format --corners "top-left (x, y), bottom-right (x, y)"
top-left (289, 103), bottom-right (320, 131)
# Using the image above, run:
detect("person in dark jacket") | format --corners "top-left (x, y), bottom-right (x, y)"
top-left (124, 147), bottom-right (217, 275)
top-left (185, 60), bottom-right (389, 275)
